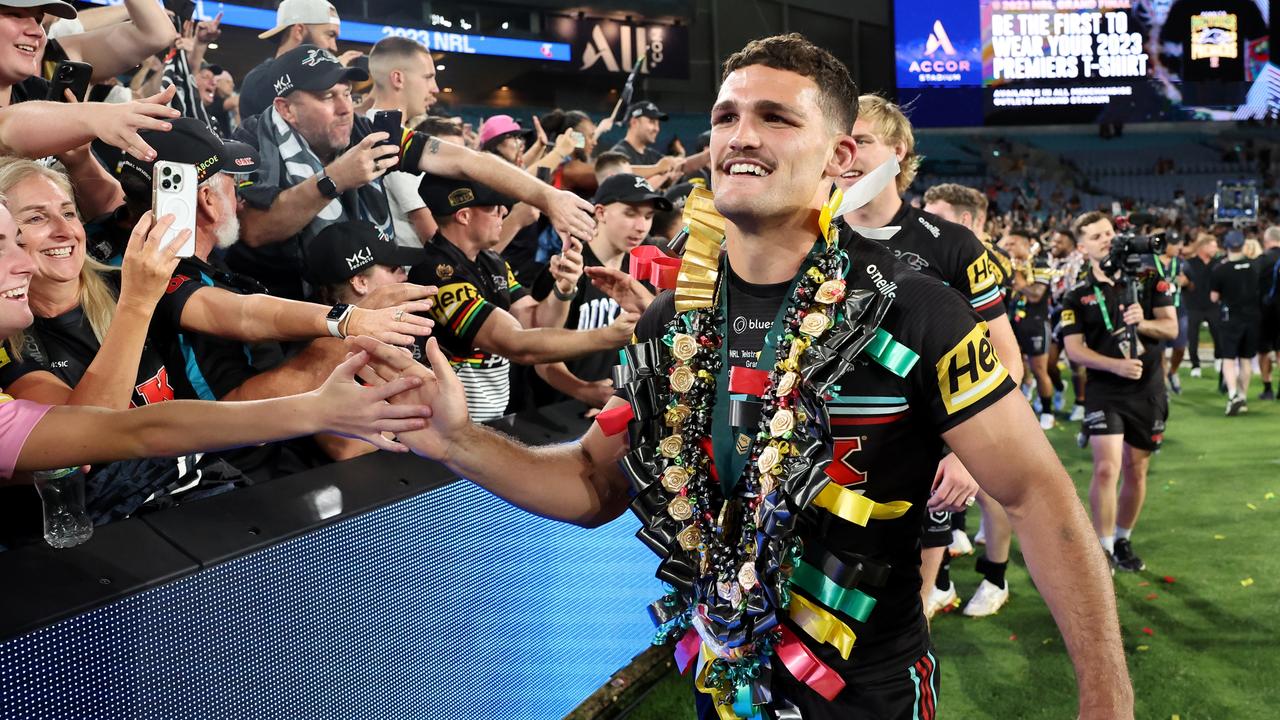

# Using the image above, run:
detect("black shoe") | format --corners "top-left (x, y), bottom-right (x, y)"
top-left (1260, 389), bottom-right (1274, 401)
top-left (1112, 538), bottom-right (1146, 572)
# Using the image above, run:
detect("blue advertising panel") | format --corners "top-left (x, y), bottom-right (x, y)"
top-left (894, 1), bottom-right (983, 88)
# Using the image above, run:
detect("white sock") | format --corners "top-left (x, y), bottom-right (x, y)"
top-left (1100, 535), bottom-right (1115, 553)
top-left (1116, 526), bottom-right (1131, 541)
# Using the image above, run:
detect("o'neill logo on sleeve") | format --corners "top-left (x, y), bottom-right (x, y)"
top-left (936, 323), bottom-right (1008, 414)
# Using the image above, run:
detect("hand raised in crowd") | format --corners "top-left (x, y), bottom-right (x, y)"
top-left (584, 266), bottom-right (655, 315)
top-left (345, 302), bottom-right (435, 347)
top-left (927, 452), bottom-right (980, 513)
top-left (604, 310), bottom-right (641, 347)
top-left (309, 349), bottom-right (431, 453)
top-left (195, 12), bottom-right (223, 44)
top-left (531, 115), bottom-right (549, 148)
top-left (326, 132), bottom-right (401, 193)
top-left (551, 128), bottom-right (577, 158)
top-left (550, 235), bottom-right (585, 295)
top-left (543, 187), bottom-right (596, 245)
top-left (97, 85), bottom-right (181, 161)
top-left (356, 282), bottom-right (437, 314)
top-left (117, 212), bottom-right (191, 315)
top-left (1109, 357), bottom-right (1144, 380)
top-left (348, 336), bottom-right (469, 462)
top-left (336, 50), bottom-right (365, 67)
top-left (1120, 303), bottom-right (1144, 327)
top-left (593, 116), bottom-right (615, 139)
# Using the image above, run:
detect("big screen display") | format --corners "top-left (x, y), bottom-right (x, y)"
top-left (895, 0), bottom-right (1275, 127)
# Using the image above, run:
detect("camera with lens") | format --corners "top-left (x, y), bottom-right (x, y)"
top-left (1101, 231), bottom-right (1165, 276)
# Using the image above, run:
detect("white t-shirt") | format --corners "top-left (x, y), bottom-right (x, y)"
top-left (365, 109), bottom-right (428, 248)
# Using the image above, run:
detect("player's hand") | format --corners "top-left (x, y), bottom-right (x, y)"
top-left (602, 311), bottom-right (640, 347)
top-left (326, 132), bottom-right (401, 193)
top-left (117, 211), bottom-right (190, 315)
top-left (309, 349), bottom-right (429, 452)
top-left (1120, 303), bottom-right (1144, 326)
top-left (347, 336), bottom-right (471, 462)
top-left (356, 282), bottom-right (437, 313)
top-left (541, 186), bottom-right (595, 244)
top-left (345, 303), bottom-right (435, 346)
top-left (1109, 357), bottom-right (1144, 380)
top-left (927, 452), bottom-right (979, 513)
top-left (585, 265), bottom-right (655, 315)
top-left (550, 235), bottom-right (584, 294)
top-left (95, 85), bottom-right (180, 161)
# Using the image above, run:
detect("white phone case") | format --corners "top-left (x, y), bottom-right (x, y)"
top-left (151, 161), bottom-right (199, 258)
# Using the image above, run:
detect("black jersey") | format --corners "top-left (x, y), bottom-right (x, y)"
top-left (875, 203), bottom-right (1007, 322)
top-left (633, 228), bottom-right (1015, 678)
top-left (609, 138), bottom-right (664, 166)
top-left (1182, 255), bottom-right (1220, 310)
top-left (409, 233), bottom-right (529, 421)
top-left (1060, 267), bottom-right (1176, 394)
top-left (1210, 255), bottom-right (1262, 321)
top-left (1015, 257), bottom-right (1053, 322)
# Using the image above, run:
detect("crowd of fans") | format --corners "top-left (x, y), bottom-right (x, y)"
top-left (0, 0), bottom-right (1274, 588)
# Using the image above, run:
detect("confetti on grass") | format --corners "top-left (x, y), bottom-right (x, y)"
top-left (1241, 577), bottom-right (1255, 587)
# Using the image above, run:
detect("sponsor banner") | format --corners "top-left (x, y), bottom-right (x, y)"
top-left (546, 17), bottom-right (690, 79)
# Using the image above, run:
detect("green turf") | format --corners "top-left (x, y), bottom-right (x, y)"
top-left (623, 369), bottom-right (1280, 719)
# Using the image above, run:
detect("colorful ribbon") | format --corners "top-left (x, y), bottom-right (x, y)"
top-left (674, 628), bottom-right (701, 674)
top-left (865, 327), bottom-right (919, 378)
top-left (788, 592), bottom-right (858, 660)
top-left (694, 645), bottom-right (762, 720)
top-left (812, 482), bottom-right (911, 527)
top-left (594, 403), bottom-right (634, 436)
top-left (775, 624), bottom-right (846, 701)
top-left (790, 559), bottom-right (877, 623)
top-left (728, 366), bottom-right (771, 397)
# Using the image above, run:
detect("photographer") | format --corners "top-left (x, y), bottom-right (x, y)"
top-left (1062, 212), bottom-right (1178, 571)
top-left (1210, 230), bottom-right (1261, 415)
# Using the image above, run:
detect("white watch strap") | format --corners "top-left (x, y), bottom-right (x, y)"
top-left (327, 305), bottom-right (354, 338)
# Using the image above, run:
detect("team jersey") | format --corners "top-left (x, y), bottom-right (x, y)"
top-left (1059, 266), bottom-right (1175, 395)
top-left (1049, 250), bottom-right (1088, 307)
top-left (876, 202), bottom-right (1007, 322)
top-left (410, 233), bottom-right (530, 421)
top-left (1182, 255), bottom-right (1220, 311)
top-left (1210, 256), bottom-right (1262, 321)
top-left (1149, 254), bottom-right (1185, 309)
top-left (1015, 257), bottom-right (1053, 322)
top-left (633, 228), bottom-right (1015, 678)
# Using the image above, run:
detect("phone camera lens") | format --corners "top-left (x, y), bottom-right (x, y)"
top-left (161, 180), bottom-right (172, 190)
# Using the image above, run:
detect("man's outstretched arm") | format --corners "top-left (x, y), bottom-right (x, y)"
top-left (352, 336), bottom-right (633, 527)
top-left (944, 391), bottom-right (1133, 720)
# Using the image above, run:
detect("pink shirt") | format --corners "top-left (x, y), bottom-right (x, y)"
top-left (0, 395), bottom-right (53, 480)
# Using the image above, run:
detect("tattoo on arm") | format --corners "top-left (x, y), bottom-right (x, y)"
top-left (427, 138), bottom-right (441, 155)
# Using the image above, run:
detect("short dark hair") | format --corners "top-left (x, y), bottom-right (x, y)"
top-left (415, 115), bottom-right (463, 138)
top-left (923, 183), bottom-right (982, 220)
top-left (1072, 210), bottom-right (1111, 236)
top-left (1053, 226), bottom-right (1076, 245)
top-left (721, 33), bottom-right (858, 131)
top-left (594, 150), bottom-right (632, 176)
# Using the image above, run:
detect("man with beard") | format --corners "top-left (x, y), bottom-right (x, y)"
top-left (610, 100), bottom-right (669, 166)
top-left (354, 33), bottom-right (1131, 719)
top-left (238, 0), bottom-right (345, 120)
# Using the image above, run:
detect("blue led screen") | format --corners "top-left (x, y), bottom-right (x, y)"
top-left (0, 481), bottom-right (666, 719)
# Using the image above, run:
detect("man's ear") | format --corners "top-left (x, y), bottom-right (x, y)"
top-left (826, 134), bottom-right (857, 180)
top-left (453, 208), bottom-right (470, 226)
top-left (196, 184), bottom-right (218, 225)
top-left (390, 68), bottom-right (404, 91)
top-left (350, 272), bottom-right (369, 296)
top-left (272, 96), bottom-right (294, 124)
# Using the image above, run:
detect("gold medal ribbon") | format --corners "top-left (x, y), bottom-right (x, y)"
top-left (788, 592), bottom-right (858, 660)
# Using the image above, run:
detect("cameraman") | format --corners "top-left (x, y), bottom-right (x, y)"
top-left (1210, 230), bottom-right (1261, 415)
top-left (1061, 212), bottom-right (1178, 571)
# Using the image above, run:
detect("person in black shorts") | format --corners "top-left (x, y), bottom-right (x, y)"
top-left (1257, 226), bottom-right (1280, 400)
top-left (1061, 211), bottom-right (1178, 572)
top-left (358, 34), bottom-right (1132, 719)
top-left (1181, 233), bottom-right (1221, 376)
top-left (1002, 228), bottom-right (1056, 429)
top-left (1210, 230), bottom-right (1262, 415)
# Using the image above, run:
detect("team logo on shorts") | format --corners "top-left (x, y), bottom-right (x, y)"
top-left (936, 323), bottom-right (1008, 414)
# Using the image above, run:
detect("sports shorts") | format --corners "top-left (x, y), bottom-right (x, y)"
top-left (1081, 390), bottom-right (1168, 452)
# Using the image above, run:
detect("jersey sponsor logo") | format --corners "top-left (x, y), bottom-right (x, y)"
top-left (936, 323), bottom-right (1008, 415)
top-left (0, 345), bottom-right (8, 369)
top-left (965, 253), bottom-right (999, 293)
top-left (436, 281), bottom-right (480, 316)
top-left (436, 263), bottom-right (454, 280)
top-left (825, 434), bottom-right (869, 486)
top-left (50, 360), bottom-right (70, 369)
top-left (1081, 294), bottom-right (1097, 305)
top-left (132, 366), bottom-right (175, 406)
top-left (1060, 309), bottom-right (1076, 326)
top-left (732, 316), bottom-right (774, 334)
top-left (166, 274), bottom-right (192, 294)
top-left (735, 433), bottom-right (752, 454)
top-left (864, 264), bottom-right (898, 298)
top-left (916, 216), bottom-right (941, 238)
top-left (492, 273), bottom-right (509, 291)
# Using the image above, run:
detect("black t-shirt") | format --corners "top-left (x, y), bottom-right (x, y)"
top-left (1183, 255), bottom-right (1220, 310)
top-left (1210, 255), bottom-right (1262, 320)
top-left (525, 243), bottom-right (629, 405)
top-left (0, 340), bottom-right (40, 388)
top-left (237, 56), bottom-right (277, 121)
top-left (1162, 0), bottom-right (1267, 82)
top-left (632, 230), bottom-right (1016, 678)
top-left (84, 206), bottom-right (133, 265)
top-left (1147, 254), bottom-right (1186, 309)
top-left (1257, 247), bottom-right (1280, 307)
top-left (409, 233), bottom-right (529, 421)
top-left (877, 202), bottom-right (1007, 323)
top-left (1060, 268), bottom-right (1176, 394)
top-left (8, 74), bottom-right (49, 105)
top-left (609, 139), bottom-right (664, 166)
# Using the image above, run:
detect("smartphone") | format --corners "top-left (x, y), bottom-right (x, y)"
top-left (47, 61), bottom-right (92, 102)
top-left (152, 161), bottom-right (198, 258)
top-left (371, 109), bottom-right (403, 149)
top-left (570, 130), bottom-right (586, 148)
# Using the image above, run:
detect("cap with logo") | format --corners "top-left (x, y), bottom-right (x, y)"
top-left (271, 44), bottom-right (368, 98)
top-left (626, 101), bottom-right (669, 121)
top-left (304, 220), bottom-right (427, 285)
top-left (592, 173), bottom-right (674, 211)
top-left (258, 0), bottom-right (339, 40)
top-left (0, 0), bottom-right (76, 19)
top-left (418, 176), bottom-right (513, 216)
top-left (92, 117), bottom-right (260, 199)
top-left (1223, 229), bottom-right (1246, 250)
top-left (477, 115), bottom-right (527, 151)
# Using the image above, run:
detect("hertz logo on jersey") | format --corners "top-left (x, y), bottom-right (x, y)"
top-left (0, 345), bottom-right (9, 369)
top-left (1060, 309), bottom-right (1076, 327)
top-left (966, 253), bottom-right (1000, 293)
top-left (434, 282), bottom-right (481, 319)
top-left (937, 323), bottom-right (1008, 414)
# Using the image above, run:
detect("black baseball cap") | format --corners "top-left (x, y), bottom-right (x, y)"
top-left (419, 176), bottom-right (513, 216)
top-left (592, 173), bottom-right (673, 211)
top-left (304, 220), bottom-right (428, 285)
top-left (93, 118), bottom-right (259, 200)
top-left (271, 45), bottom-right (369, 98)
top-left (627, 101), bottom-right (668, 121)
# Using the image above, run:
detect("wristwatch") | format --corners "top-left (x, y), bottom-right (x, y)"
top-left (553, 282), bottom-right (578, 301)
top-left (326, 303), bottom-right (354, 338)
top-left (317, 173), bottom-right (340, 199)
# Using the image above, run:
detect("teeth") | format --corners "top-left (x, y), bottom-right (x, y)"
top-left (41, 247), bottom-right (72, 258)
top-left (1, 284), bottom-right (26, 299)
top-left (728, 162), bottom-right (769, 177)
top-left (15, 44), bottom-right (34, 52)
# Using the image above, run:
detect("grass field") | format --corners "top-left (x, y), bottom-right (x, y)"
top-left (623, 368), bottom-right (1280, 720)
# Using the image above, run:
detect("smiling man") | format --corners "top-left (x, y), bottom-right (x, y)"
top-left (359, 33), bottom-right (1132, 719)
